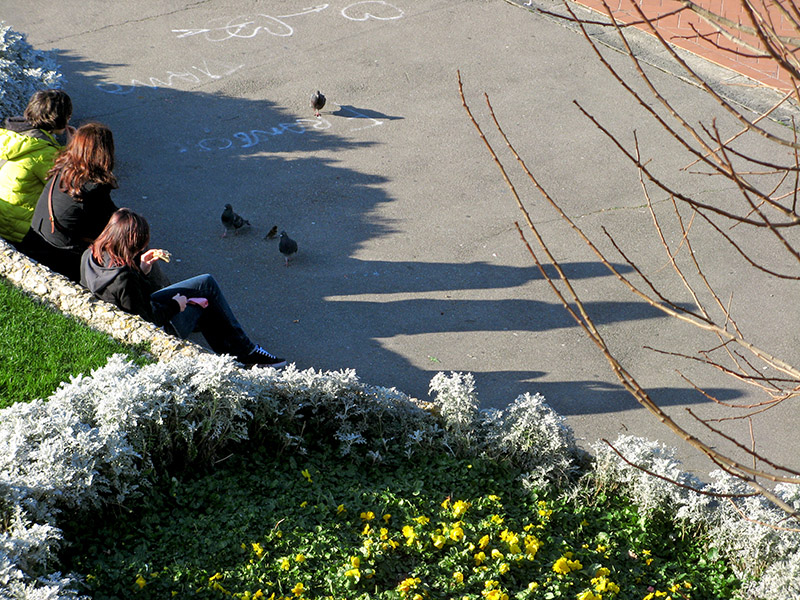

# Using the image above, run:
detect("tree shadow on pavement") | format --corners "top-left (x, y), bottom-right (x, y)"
top-left (48, 48), bottom-right (743, 413)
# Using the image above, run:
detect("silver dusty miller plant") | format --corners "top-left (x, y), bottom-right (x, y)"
top-left (592, 434), bottom-right (800, 600)
top-left (0, 22), bottom-right (62, 119)
top-left (428, 372), bottom-right (585, 488)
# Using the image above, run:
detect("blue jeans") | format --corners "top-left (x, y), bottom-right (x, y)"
top-left (150, 274), bottom-right (255, 359)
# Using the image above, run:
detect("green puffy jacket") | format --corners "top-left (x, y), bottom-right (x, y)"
top-left (0, 119), bottom-right (63, 243)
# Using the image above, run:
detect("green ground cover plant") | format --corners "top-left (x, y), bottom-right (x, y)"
top-left (0, 275), bottom-right (150, 407)
top-left (64, 446), bottom-right (738, 600)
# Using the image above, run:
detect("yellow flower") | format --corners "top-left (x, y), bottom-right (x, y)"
top-left (300, 500), bottom-right (307, 508)
top-left (488, 494), bottom-right (500, 502)
top-left (253, 591), bottom-right (264, 600)
top-left (397, 577), bottom-right (421, 593)
top-left (350, 556), bottom-right (361, 568)
top-left (209, 573), bottom-right (223, 582)
top-left (490, 514), bottom-right (504, 526)
top-left (337, 504), bottom-right (346, 515)
top-left (345, 568), bottom-right (360, 579)
top-left (595, 567), bottom-right (610, 578)
top-left (592, 574), bottom-right (620, 594)
top-left (577, 591), bottom-right (601, 600)
top-left (474, 551), bottom-right (487, 565)
top-left (291, 582), bottom-right (305, 596)
top-left (383, 513), bottom-right (392, 523)
top-left (478, 534), bottom-right (490, 549)
top-left (295, 553), bottom-right (306, 563)
top-left (441, 497), bottom-right (451, 509)
top-left (360, 511), bottom-right (375, 521)
top-left (552, 556), bottom-right (583, 574)
top-left (135, 575), bottom-right (147, 589)
top-left (413, 515), bottom-right (430, 525)
top-left (432, 533), bottom-right (446, 549)
top-left (491, 549), bottom-right (504, 560)
top-left (402, 525), bottom-right (417, 544)
top-left (280, 558), bottom-right (291, 571)
top-left (499, 562), bottom-right (510, 574)
top-left (453, 571), bottom-right (464, 584)
top-left (527, 582), bottom-right (539, 590)
top-left (301, 469), bottom-right (312, 483)
top-left (452, 500), bottom-right (471, 517)
top-left (362, 523), bottom-right (372, 536)
top-left (252, 542), bottom-right (265, 559)
top-left (449, 524), bottom-right (465, 542)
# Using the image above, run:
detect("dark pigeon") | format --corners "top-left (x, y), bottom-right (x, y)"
top-left (311, 90), bottom-right (326, 117)
top-left (221, 203), bottom-right (250, 237)
top-left (279, 231), bottom-right (298, 266)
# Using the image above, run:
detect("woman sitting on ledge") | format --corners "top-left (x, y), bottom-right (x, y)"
top-left (80, 208), bottom-right (287, 368)
top-left (20, 122), bottom-right (118, 282)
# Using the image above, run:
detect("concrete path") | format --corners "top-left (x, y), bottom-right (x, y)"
top-left (5, 0), bottom-right (799, 476)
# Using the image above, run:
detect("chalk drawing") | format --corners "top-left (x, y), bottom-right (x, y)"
top-left (185, 103), bottom-right (390, 153)
top-left (341, 1), bottom-right (404, 21)
top-left (337, 104), bottom-right (383, 131)
top-left (172, 6), bottom-right (328, 41)
top-left (193, 118), bottom-right (332, 152)
top-left (96, 59), bottom-right (244, 95)
top-left (173, 2), bottom-right (403, 41)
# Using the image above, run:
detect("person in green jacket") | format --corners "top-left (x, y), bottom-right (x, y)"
top-left (0, 89), bottom-right (73, 245)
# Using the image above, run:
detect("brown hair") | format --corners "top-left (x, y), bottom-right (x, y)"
top-left (50, 122), bottom-right (118, 198)
top-left (24, 89), bottom-right (72, 131)
top-left (91, 208), bottom-right (150, 271)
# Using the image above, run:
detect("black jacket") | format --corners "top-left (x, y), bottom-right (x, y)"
top-left (29, 171), bottom-right (117, 250)
top-left (80, 248), bottom-right (180, 326)
top-left (21, 171), bottom-right (117, 281)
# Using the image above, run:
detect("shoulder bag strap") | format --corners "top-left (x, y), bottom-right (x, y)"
top-left (48, 176), bottom-right (60, 234)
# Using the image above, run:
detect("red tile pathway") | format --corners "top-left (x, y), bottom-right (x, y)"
top-left (569, 0), bottom-right (798, 91)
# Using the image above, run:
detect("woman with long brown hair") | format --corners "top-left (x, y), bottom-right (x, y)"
top-left (81, 208), bottom-right (287, 368)
top-left (20, 122), bottom-right (118, 281)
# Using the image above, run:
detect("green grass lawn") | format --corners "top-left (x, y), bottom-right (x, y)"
top-left (0, 276), bottom-right (151, 408)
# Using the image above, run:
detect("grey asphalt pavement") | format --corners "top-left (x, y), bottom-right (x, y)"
top-left (5, 0), bottom-right (800, 476)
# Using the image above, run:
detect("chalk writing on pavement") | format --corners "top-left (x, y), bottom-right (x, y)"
top-left (172, 2), bottom-right (404, 42)
top-left (96, 59), bottom-right (244, 95)
top-left (182, 105), bottom-right (384, 153)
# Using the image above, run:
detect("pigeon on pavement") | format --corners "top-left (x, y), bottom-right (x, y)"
top-left (311, 90), bottom-right (326, 117)
top-left (279, 231), bottom-right (298, 266)
top-left (221, 204), bottom-right (250, 237)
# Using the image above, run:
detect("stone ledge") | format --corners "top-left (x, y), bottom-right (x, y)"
top-left (0, 238), bottom-right (206, 361)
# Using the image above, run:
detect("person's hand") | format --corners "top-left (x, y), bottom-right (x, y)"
top-left (187, 297), bottom-right (208, 308)
top-left (172, 293), bottom-right (188, 312)
top-left (139, 249), bottom-right (159, 275)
